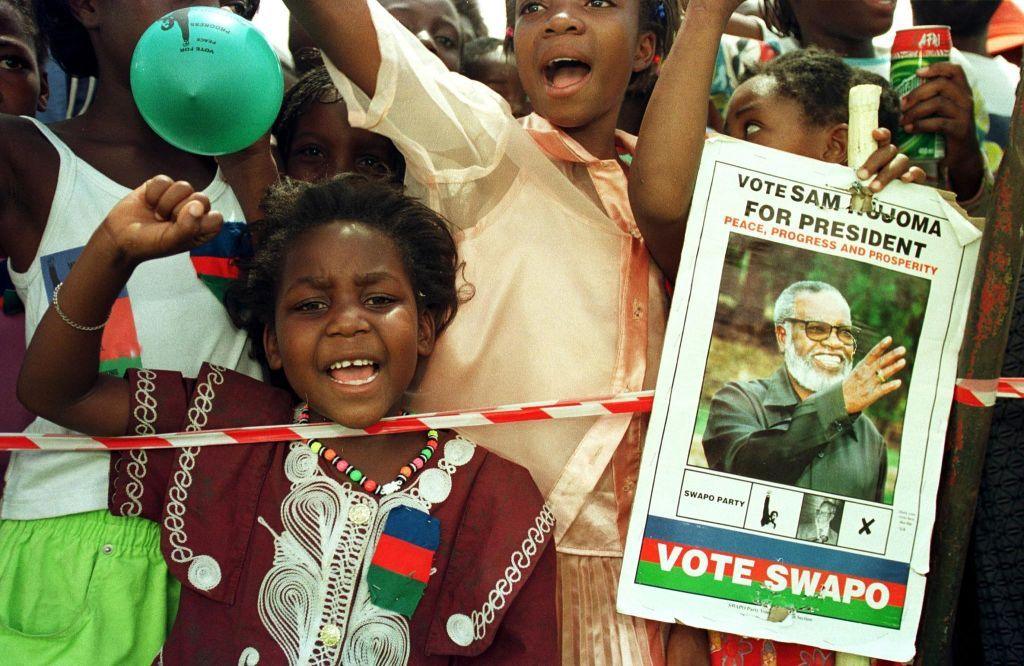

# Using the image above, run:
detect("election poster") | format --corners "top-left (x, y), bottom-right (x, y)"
top-left (617, 137), bottom-right (982, 661)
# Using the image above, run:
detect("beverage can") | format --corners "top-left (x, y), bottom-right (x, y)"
top-left (891, 26), bottom-right (952, 161)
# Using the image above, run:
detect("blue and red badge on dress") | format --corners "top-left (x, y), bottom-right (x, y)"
top-left (367, 506), bottom-right (439, 618)
top-left (189, 222), bottom-right (251, 303)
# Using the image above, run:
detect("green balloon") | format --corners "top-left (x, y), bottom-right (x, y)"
top-left (130, 7), bottom-right (283, 156)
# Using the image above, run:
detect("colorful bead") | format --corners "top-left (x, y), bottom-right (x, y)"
top-left (297, 406), bottom-right (440, 497)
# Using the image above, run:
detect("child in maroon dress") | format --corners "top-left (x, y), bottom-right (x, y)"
top-left (18, 174), bottom-right (557, 664)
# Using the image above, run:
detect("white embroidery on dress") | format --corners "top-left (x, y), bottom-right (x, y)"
top-left (406, 437), bottom-right (476, 510)
top-left (339, 491), bottom-right (419, 666)
top-left (188, 554), bottom-right (222, 591)
top-left (257, 443), bottom-right (377, 666)
top-left (256, 435), bottom-right (477, 665)
top-left (238, 647), bottom-right (260, 665)
top-left (163, 365), bottom-right (225, 581)
top-left (120, 368), bottom-right (158, 516)
top-left (463, 504), bottom-right (555, 644)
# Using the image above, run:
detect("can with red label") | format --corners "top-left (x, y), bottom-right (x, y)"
top-left (891, 25), bottom-right (952, 162)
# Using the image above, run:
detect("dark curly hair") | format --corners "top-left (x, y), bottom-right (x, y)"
top-left (32, 1), bottom-right (259, 79)
top-left (33, 0), bottom-right (93, 77)
top-left (273, 67), bottom-right (341, 159)
top-left (4, 0), bottom-right (46, 65)
top-left (504, 0), bottom-right (680, 94)
top-left (227, 174), bottom-right (464, 374)
top-left (742, 47), bottom-right (900, 135)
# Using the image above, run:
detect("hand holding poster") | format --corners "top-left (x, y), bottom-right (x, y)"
top-left (617, 138), bottom-right (981, 661)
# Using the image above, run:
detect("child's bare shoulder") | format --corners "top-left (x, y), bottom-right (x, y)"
top-left (0, 115), bottom-right (59, 256)
top-left (0, 114), bottom-right (58, 167)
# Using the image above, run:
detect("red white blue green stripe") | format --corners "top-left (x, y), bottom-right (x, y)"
top-left (368, 506), bottom-right (440, 617)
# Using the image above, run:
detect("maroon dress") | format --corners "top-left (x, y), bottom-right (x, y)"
top-left (109, 363), bottom-right (558, 665)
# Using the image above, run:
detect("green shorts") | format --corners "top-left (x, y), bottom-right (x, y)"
top-left (0, 510), bottom-right (179, 665)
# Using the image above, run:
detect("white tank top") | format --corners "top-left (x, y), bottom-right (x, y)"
top-left (1, 118), bottom-right (263, 520)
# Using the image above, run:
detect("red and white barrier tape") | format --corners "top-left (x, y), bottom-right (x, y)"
top-left (0, 391), bottom-right (655, 452)
top-left (997, 378), bottom-right (1024, 399)
top-left (0, 378), bottom-right (1019, 452)
top-left (954, 377), bottom-right (1024, 407)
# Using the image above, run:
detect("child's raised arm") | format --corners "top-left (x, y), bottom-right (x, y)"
top-left (17, 178), bottom-right (224, 436)
top-left (283, 0), bottom-right (381, 96)
top-left (630, 0), bottom-right (743, 281)
top-left (217, 134), bottom-right (279, 226)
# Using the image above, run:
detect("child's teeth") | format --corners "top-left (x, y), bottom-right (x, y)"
top-left (329, 359), bottom-right (374, 370)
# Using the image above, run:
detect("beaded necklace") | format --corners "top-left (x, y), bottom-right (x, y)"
top-left (297, 405), bottom-right (438, 496)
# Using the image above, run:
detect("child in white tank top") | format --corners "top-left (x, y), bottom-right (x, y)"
top-left (0, 2), bottom-right (260, 662)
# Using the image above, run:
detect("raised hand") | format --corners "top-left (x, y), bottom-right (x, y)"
top-left (842, 336), bottom-right (907, 414)
top-left (900, 62), bottom-right (985, 199)
top-left (856, 128), bottom-right (927, 192)
top-left (99, 176), bottom-right (224, 266)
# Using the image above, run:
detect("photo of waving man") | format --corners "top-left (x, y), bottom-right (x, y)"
top-left (702, 281), bottom-right (907, 503)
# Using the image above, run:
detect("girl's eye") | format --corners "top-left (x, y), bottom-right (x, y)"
top-left (365, 295), bottom-right (397, 308)
top-left (744, 123), bottom-right (762, 139)
top-left (436, 35), bottom-right (457, 49)
top-left (220, 1), bottom-right (252, 17)
top-left (586, 0), bottom-right (613, 7)
top-left (294, 144), bottom-right (326, 159)
top-left (355, 155), bottom-right (392, 178)
top-left (519, 1), bottom-right (544, 16)
top-left (0, 56), bottom-right (27, 71)
top-left (295, 300), bottom-right (328, 312)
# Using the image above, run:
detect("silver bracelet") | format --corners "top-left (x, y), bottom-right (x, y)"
top-left (52, 282), bottom-right (108, 332)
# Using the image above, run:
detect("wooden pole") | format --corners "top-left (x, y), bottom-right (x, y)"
top-left (916, 77), bottom-right (1024, 663)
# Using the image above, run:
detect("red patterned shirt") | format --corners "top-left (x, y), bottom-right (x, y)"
top-left (110, 364), bottom-right (557, 665)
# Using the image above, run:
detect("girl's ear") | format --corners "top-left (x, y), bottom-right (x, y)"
top-left (632, 31), bottom-right (657, 73)
top-left (822, 123), bottom-right (849, 164)
top-left (417, 312), bottom-right (437, 357)
top-left (263, 324), bottom-right (284, 370)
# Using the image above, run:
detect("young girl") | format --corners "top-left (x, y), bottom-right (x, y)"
top-left (219, 65), bottom-right (405, 226)
top-left (17, 173), bottom-right (558, 664)
top-left (0, 0), bottom-right (48, 494)
top-left (630, 1), bottom-right (923, 663)
top-left (282, 0), bottom-right (681, 661)
top-left (275, 68), bottom-right (404, 184)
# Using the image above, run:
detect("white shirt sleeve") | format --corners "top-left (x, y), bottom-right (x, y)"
top-left (323, 0), bottom-right (514, 187)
